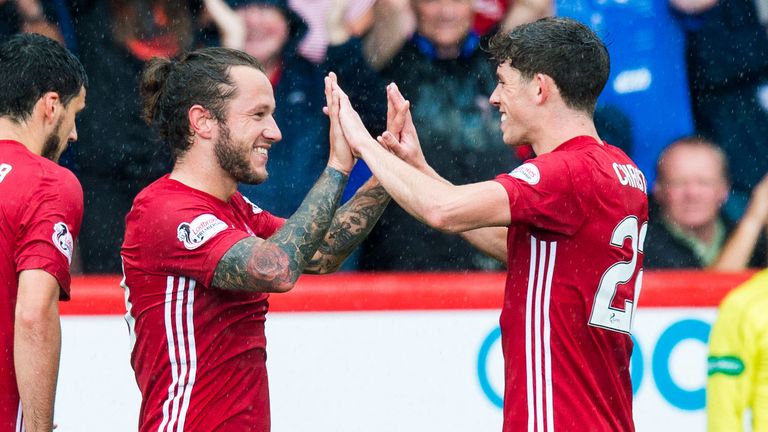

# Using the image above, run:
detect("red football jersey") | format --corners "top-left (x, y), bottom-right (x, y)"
top-left (494, 136), bottom-right (648, 432)
top-left (121, 175), bottom-right (284, 432)
top-left (0, 140), bottom-right (82, 431)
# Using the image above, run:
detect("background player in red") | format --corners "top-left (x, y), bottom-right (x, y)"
top-left (122, 48), bottom-right (390, 431)
top-left (0, 34), bottom-right (87, 432)
top-left (331, 17), bottom-right (648, 431)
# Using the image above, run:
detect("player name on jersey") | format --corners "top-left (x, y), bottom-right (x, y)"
top-left (613, 162), bottom-right (647, 193)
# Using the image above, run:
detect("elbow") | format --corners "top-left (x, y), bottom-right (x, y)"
top-left (15, 303), bottom-right (58, 331)
top-left (423, 203), bottom-right (464, 234)
top-left (268, 280), bottom-right (295, 293)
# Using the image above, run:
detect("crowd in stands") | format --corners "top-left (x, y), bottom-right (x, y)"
top-left (1, 0), bottom-right (766, 273)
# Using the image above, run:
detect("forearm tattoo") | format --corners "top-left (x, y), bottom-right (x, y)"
top-left (306, 183), bottom-right (391, 273)
top-left (213, 167), bottom-right (348, 291)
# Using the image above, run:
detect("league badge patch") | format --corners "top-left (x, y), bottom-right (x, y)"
top-left (52, 222), bottom-right (73, 264)
top-left (177, 214), bottom-right (228, 250)
top-left (509, 163), bottom-right (541, 185)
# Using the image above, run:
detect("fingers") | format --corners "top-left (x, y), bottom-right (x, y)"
top-left (378, 131), bottom-right (401, 153)
top-left (390, 100), bottom-right (410, 136)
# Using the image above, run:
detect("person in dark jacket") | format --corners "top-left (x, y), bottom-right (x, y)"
top-left (329, 0), bottom-right (515, 271)
top-left (645, 136), bottom-right (767, 269)
top-left (227, 0), bottom-right (381, 219)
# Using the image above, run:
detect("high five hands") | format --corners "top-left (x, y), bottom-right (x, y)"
top-left (323, 72), bottom-right (426, 169)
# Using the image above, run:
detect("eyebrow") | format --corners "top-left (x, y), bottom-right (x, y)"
top-left (249, 103), bottom-right (275, 113)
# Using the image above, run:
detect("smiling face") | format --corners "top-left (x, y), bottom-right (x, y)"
top-left (42, 86), bottom-right (86, 162)
top-left (215, 66), bottom-right (281, 185)
top-left (237, 4), bottom-right (290, 65)
top-left (413, 0), bottom-right (473, 54)
top-left (489, 62), bottom-right (537, 147)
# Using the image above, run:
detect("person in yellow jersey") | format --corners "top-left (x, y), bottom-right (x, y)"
top-left (707, 269), bottom-right (768, 431)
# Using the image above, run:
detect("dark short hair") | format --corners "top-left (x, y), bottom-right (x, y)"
top-left (0, 33), bottom-right (87, 122)
top-left (487, 17), bottom-right (610, 114)
top-left (140, 47), bottom-right (264, 160)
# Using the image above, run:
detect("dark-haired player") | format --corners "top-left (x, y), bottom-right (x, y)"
top-left (122, 48), bottom-right (389, 431)
top-left (332, 17), bottom-right (648, 431)
top-left (0, 33), bottom-right (87, 432)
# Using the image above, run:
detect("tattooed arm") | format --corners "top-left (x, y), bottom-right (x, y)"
top-left (304, 176), bottom-right (390, 274)
top-left (211, 166), bottom-right (348, 293)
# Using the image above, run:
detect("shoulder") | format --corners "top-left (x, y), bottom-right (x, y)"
top-left (720, 271), bottom-right (768, 321)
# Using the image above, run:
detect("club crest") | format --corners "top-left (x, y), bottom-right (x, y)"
top-left (52, 222), bottom-right (73, 264)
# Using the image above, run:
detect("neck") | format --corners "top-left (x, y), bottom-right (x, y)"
top-left (435, 44), bottom-right (460, 60)
top-left (0, 118), bottom-right (45, 155)
top-left (169, 152), bottom-right (238, 202)
top-left (666, 214), bottom-right (718, 245)
top-left (528, 110), bottom-right (601, 155)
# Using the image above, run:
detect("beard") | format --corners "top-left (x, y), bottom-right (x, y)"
top-left (214, 122), bottom-right (267, 185)
top-left (41, 117), bottom-right (65, 162)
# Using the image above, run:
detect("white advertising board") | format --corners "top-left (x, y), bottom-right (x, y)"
top-left (55, 307), bottom-right (717, 431)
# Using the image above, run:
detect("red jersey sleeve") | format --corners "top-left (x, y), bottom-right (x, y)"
top-left (236, 193), bottom-right (286, 238)
top-left (132, 201), bottom-right (250, 289)
top-left (494, 156), bottom-right (586, 235)
top-left (15, 170), bottom-right (83, 299)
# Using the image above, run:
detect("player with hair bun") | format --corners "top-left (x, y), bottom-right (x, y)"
top-left (122, 47), bottom-right (391, 431)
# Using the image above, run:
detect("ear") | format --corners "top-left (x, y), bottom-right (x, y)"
top-left (532, 73), bottom-right (551, 105)
top-left (39, 92), bottom-right (61, 125)
top-left (188, 104), bottom-right (215, 140)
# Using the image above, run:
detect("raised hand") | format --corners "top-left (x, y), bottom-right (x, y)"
top-left (331, 80), bottom-right (377, 158)
top-left (324, 72), bottom-right (355, 174)
top-left (377, 83), bottom-right (428, 171)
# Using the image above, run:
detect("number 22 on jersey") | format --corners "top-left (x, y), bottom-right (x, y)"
top-left (589, 216), bottom-right (647, 334)
top-left (0, 163), bottom-right (11, 183)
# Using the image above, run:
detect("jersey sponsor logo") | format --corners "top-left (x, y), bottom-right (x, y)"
top-left (52, 222), bottom-right (74, 264)
top-left (509, 163), bottom-right (540, 185)
top-left (176, 214), bottom-right (228, 250)
top-left (242, 195), bottom-right (264, 215)
top-left (707, 355), bottom-right (745, 377)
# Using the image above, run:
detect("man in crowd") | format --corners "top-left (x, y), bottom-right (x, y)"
top-left (122, 48), bottom-right (389, 430)
top-left (0, 33), bottom-right (86, 432)
top-left (646, 136), bottom-right (767, 269)
top-left (331, 17), bottom-right (647, 431)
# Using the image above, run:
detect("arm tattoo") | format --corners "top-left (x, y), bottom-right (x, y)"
top-left (305, 183), bottom-right (391, 273)
top-left (213, 167), bottom-right (348, 292)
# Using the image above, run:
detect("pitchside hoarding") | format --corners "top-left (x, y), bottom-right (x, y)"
top-left (53, 272), bottom-right (748, 431)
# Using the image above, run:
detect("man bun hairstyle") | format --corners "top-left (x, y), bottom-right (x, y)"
top-left (0, 33), bottom-right (87, 122)
top-left (139, 47), bottom-right (264, 160)
top-left (488, 17), bottom-right (610, 115)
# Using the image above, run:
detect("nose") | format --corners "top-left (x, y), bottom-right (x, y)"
top-left (489, 85), bottom-right (501, 107)
top-left (68, 124), bottom-right (78, 142)
top-left (264, 116), bottom-right (282, 143)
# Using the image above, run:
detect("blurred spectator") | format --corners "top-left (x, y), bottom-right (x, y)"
top-left (289, 0), bottom-right (375, 63)
top-left (226, 0), bottom-right (326, 218)
top-left (707, 268), bottom-right (768, 431)
top-left (645, 137), bottom-right (767, 269)
top-left (330, 0), bottom-right (513, 271)
top-left (68, 0), bottom-right (235, 273)
top-left (0, 0), bottom-right (65, 42)
top-left (679, 0), bottom-right (768, 220)
top-left (224, 0), bottom-right (378, 219)
top-left (557, 0), bottom-right (695, 187)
